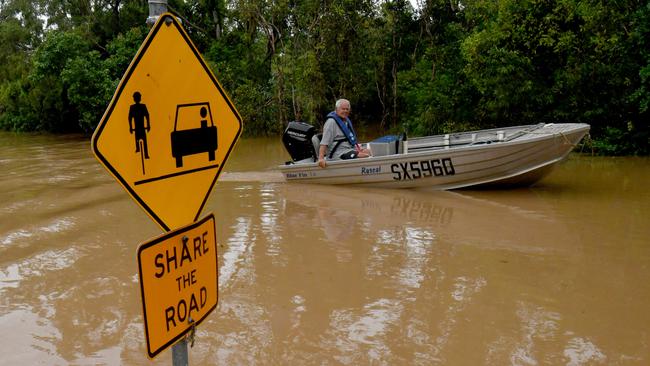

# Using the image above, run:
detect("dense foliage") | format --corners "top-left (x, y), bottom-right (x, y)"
top-left (0, 0), bottom-right (648, 154)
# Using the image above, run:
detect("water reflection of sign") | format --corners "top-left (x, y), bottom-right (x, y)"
top-left (91, 13), bottom-right (242, 231)
top-left (137, 214), bottom-right (218, 359)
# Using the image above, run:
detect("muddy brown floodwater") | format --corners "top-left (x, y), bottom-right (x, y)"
top-left (0, 132), bottom-right (649, 365)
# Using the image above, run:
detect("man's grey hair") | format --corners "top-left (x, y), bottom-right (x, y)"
top-left (335, 98), bottom-right (350, 109)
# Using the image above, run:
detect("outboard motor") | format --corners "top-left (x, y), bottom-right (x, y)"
top-left (282, 121), bottom-right (318, 162)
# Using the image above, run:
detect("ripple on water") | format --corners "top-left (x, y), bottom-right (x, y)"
top-left (0, 229), bottom-right (33, 247)
top-left (0, 247), bottom-right (80, 292)
top-left (220, 217), bottom-right (254, 290)
top-left (0, 200), bottom-right (31, 215)
top-left (1, 217), bottom-right (76, 248)
top-left (0, 308), bottom-right (65, 365)
top-left (564, 337), bottom-right (606, 366)
top-left (45, 174), bottom-right (78, 184)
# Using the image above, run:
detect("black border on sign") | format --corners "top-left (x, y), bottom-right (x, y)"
top-left (137, 213), bottom-right (218, 359)
top-left (91, 13), bottom-right (243, 232)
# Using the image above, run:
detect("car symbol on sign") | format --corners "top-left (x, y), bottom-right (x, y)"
top-left (171, 102), bottom-right (218, 168)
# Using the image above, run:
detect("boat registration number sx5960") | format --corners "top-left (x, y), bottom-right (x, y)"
top-left (391, 158), bottom-right (455, 181)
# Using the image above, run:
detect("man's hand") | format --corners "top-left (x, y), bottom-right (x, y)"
top-left (318, 145), bottom-right (328, 168)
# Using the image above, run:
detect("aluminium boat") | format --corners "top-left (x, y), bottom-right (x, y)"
top-left (279, 122), bottom-right (590, 189)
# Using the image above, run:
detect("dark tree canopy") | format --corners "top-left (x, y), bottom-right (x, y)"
top-left (0, 0), bottom-right (648, 155)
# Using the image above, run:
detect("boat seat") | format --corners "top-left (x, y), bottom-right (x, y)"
top-left (312, 133), bottom-right (322, 161)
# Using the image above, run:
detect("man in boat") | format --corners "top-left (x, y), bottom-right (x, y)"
top-left (318, 99), bottom-right (371, 168)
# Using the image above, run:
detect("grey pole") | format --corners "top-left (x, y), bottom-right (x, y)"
top-left (171, 339), bottom-right (189, 366)
top-left (146, 3), bottom-right (189, 365)
top-left (147, 0), bottom-right (168, 26)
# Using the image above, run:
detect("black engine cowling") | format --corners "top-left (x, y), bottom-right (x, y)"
top-left (282, 121), bottom-right (317, 162)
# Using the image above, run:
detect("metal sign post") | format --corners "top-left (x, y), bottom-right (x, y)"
top-left (147, 0), bottom-right (168, 25)
top-left (147, 3), bottom-right (186, 364)
top-left (147, 2), bottom-right (187, 364)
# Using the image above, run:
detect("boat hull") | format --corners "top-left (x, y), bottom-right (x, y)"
top-left (278, 123), bottom-right (590, 189)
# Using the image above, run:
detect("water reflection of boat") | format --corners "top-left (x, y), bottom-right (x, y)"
top-left (279, 123), bottom-right (590, 189)
top-left (278, 183), bottom-right (573, 254)
top-left (268, 183), bottom-right (583, 363)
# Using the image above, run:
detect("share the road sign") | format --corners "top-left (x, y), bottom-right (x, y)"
top-left (137, 214), bottom-right (218, 358)
top-left (92, 13), bottom-right (242, 231)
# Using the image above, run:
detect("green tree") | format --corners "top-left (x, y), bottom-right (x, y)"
top-left (0, 0), bottom-right (43, 130)
top-left (627, 2), bottom-right (650, 155)
top-left (29, 30), bottom-right (93, 131)
top-left (61, 51), bottom-right (114, 132)
top-left (460, 0), bottom-right (648, 154)
top-left (277, 0), bottom-right (329, 126)
top-left (104, 26), bottom-right (148, 80)
top-left (0, 0), bottom-right (648, 154)
top-left (204, 1), bottom-right (278, 135)
top-left (398, 0), bottom-right (476, 136)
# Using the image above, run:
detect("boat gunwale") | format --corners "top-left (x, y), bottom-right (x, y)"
top-left (278, 123), bottom-right (590, 172)
top-left (280, 134), bottom-right (578, 189)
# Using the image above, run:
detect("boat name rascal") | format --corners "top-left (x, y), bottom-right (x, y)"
top-left (391, 158), bottom-right (455, 181)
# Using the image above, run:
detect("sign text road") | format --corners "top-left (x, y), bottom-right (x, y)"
top-left (137, 214), bottom-right (218, 358)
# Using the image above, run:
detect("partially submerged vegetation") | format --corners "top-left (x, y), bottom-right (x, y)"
top-left (0, 0), bottom-right (648, 155)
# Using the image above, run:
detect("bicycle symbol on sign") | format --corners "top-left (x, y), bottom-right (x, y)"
top-left (128, 91), bottom-right (151, 175)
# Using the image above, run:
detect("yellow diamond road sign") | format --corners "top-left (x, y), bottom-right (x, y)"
top-left (92, 13), bottom-right (242, 231)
